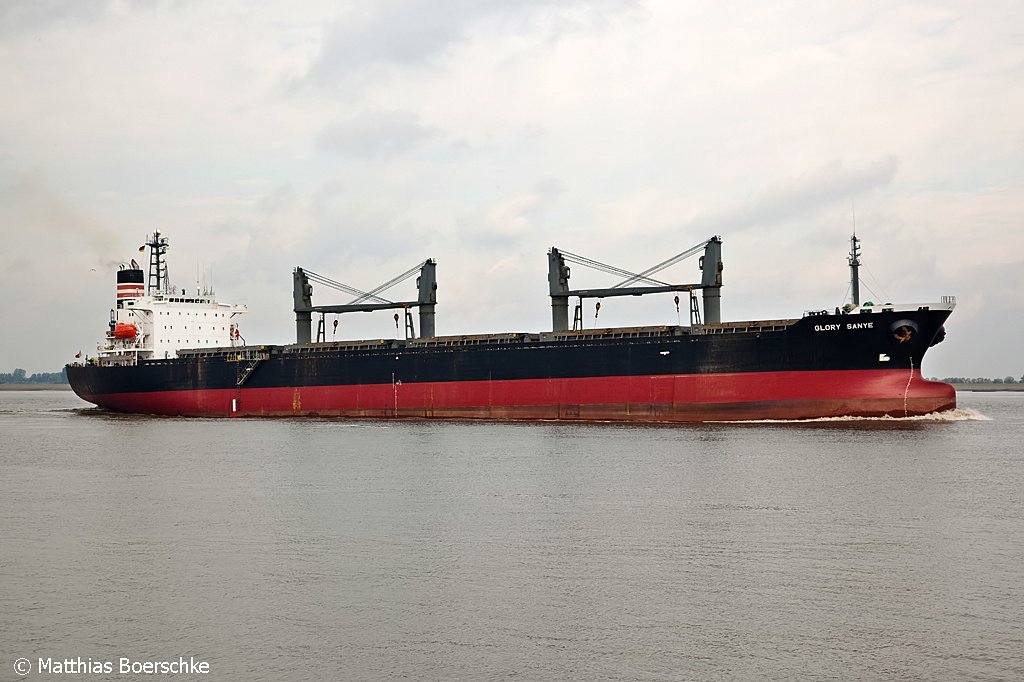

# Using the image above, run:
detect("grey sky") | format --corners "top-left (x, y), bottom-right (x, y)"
top-left (1, 0), bottom-right (1021, 377)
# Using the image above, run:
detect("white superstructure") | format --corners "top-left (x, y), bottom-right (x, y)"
top-left (97, 231), bottom-right (247, 366)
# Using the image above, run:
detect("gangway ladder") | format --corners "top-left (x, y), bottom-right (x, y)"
top-left (236, 356), bottom-right (266, 387)
top-left (232, 350), bottom-right (270, 416)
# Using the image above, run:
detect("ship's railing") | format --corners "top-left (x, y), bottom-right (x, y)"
top-left (410, 333), bottom-right (530, 347)
top-left (286, 339), bottom-right (400, 354)
top-left (96, 350), bottom-right (143, 367)
top-left (702, 319), bottom-right (796, 334)
top-left (539, 325), bottom-right (683, 342)
top-left (227, 348), bottom-right (271, 362)
top-left (941, 295), bottom-right (957, 305)
top-left (177, 345), bottom-right (271, 360)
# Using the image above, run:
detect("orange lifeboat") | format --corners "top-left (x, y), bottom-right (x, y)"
top-left (113, 323), bottom-right (137, 340)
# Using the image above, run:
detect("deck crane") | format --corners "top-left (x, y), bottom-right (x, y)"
top-left (293, 260), bottom-right (437, 343)
top-left (547, 237), bottom-right (723, 331)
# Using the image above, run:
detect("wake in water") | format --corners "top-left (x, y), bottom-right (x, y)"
top-left (716, 408), bottom-right (991, 424)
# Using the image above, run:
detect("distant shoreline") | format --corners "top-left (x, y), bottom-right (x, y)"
top-left (0, 383), bottom-right (72, 391)
top-left (950, 383), bottom-right (1024, 392)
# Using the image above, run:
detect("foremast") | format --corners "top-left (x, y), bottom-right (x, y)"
top-left (848, 233), bottom-right (861, 307)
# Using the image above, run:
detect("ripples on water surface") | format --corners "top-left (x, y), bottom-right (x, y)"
top-left (2, 391), bottom-right (1022, 680)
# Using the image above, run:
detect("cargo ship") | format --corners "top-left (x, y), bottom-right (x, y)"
top-left (67, 232), bottom-right (956, 420)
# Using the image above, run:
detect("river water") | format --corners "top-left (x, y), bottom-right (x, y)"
top-left (2, 390), bottom-right (1021, 681)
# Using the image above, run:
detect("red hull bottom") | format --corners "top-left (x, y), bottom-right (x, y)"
top-left (78, 370), bottom-right (957, 421)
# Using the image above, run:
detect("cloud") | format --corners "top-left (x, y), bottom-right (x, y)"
top-left (685, 156), bottom-right (900, 235)
top-left (926, 259), bottom-right (1024, 377)
top-left (305, 0), bottom-right (638, 85)
top-left (0, 0), bottom-right (107, 38)
top-left (316, 110), bottom-right (439, 158)
top-left (0, 1), bottom-right (1021, 376)
top-left (0, 172), bottom-right (121, 264)
top-left (458, 179), bottom-right (564, 249)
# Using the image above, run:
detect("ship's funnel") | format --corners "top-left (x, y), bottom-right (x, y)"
top-left (116, 267), bottom-right (145, 305)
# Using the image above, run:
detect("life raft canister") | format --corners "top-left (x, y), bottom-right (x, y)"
top-left (113, 322), bottom-right (138, 340)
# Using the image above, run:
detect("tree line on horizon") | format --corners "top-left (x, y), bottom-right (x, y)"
top-left (0, 368), bottom-right (69, 384)
top-left (931, 376), bottom-right (1023, 384)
